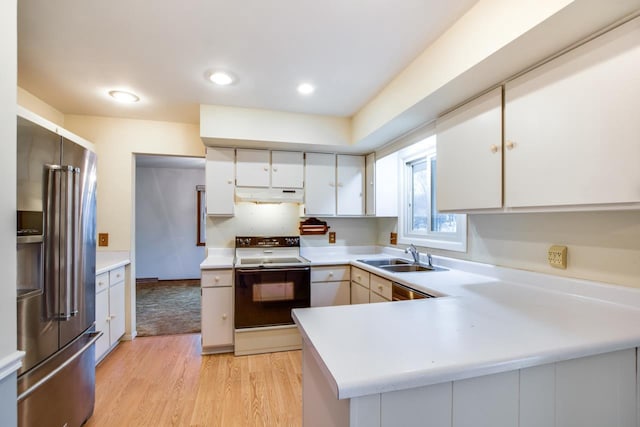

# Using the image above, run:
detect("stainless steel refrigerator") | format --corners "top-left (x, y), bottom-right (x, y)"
top-left (16, 111), bottom-right (101, 427)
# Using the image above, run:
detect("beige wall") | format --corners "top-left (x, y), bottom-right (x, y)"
top-left (378, 211), bottom-right (640, 289)
top-left (64, 115), bottom-right (204, 251)
top-left (17, 87), bottom-right (65, 126)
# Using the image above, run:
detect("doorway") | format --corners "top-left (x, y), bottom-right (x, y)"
top-left (134, 154), bottom-right (205, 336)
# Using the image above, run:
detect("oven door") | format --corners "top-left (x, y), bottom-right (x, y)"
top-left (235, 266), bottom-right (310, 329)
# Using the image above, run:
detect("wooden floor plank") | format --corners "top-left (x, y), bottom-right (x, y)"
top-left (85, 334), bottom-right (302, 427)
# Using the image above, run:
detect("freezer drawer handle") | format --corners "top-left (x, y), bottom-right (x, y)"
top-left (17, 331), bottom-right (102, 402)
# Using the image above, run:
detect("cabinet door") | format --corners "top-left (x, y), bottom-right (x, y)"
top-left (272, 151), bottom-right (304, 188)
top-left (504, 20), bottom-right (640, 208)
top-left (108, 281), bottom-right (126, 346)
top-left (201, 287), bottom-right (233, 348)
top-left (365, 153), bottom-right (375, 215)
top-left (336, 155), bottom-right (364, 216)
top-left (350, 282), bottom-right (369, 305)
top-left (369, 291), bottom-right (389, 304)
top-left (94, 289), bottom-right (109, 362)
top-left (375, 152), bottom-right (398, 217)
top-left (205, 147), bottom-right (235, 215)
top-left (311, 281), bottom-right (350, 307)
top-left (436, 87), bottom-right (502, 211)
top-left (304, 153), bottom-right (336, 216)
top-left (236, 149), bottom-right (270, 187)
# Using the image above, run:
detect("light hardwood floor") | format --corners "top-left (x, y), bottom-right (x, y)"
top-left (85, 334), bottom-right (302, 427)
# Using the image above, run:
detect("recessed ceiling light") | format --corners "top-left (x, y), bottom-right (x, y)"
top-left (108, 90), bottom-right (140, 103)
top-left (209, 71), bottom-right (235, 86)
top-left (297, 83), bottom-right (315, 95)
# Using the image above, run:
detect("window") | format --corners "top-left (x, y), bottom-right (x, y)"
top-left (398, 136), bottom-right (467, 252)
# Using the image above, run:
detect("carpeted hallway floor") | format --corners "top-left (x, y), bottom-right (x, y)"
top-left (136, 279), bottom-right (201, 336)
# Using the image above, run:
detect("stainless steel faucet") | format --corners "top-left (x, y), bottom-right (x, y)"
top-left (405, 244), bottom-right (420, 264)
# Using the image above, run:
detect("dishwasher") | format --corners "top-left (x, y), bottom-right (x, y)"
top-left (391, 282), bottom-right (435, 301)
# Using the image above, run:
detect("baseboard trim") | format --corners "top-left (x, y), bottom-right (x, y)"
top-left (234, 325), bottom-right (301, 356)
top-left (0, 350), bottom-right (25, 381)
top-left (202, 345), bottom-right (234, 355)
top-left (122, 331), bottom-right (137, 341)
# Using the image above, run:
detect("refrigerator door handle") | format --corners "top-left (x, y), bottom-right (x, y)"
top-left (44, 164), bottom-right (62, 320)
top-left (71, 166), bottom-right (81, 317)
top-left (58, 165), bottom-right (78, 320)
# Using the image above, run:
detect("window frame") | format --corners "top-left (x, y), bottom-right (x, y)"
top-left (397, 136), bottom-right (467, 252)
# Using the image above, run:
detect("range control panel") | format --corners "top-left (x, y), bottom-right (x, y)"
top-left (235, 236), bottom-right (300, 248)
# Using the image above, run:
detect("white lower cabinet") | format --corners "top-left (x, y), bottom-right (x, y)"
top-left (311, 265), bottom-right (350, 307)
top-left (350, 267), bottom-right (391, 304)
top-left (201, 268), bottom-right (234, 354)
top-left (303, 343), bottom-right (638, 427)
top-left (350, 282), bottom-right (370, 305)
top-left (95, 265), bottom-right (127, 364)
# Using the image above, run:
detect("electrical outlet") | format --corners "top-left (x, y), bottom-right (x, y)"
top-left (98, 233), bottom-right (109, 247)
top-left (328, 232), bottom-right (336, 244)
top-left (390, 232), bottom-right (397, 245)
top-left (548, 245), bottom-right (567, 269)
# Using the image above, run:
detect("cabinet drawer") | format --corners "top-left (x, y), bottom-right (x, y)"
top-left (109, 266), bottom-right (125, 286)
top-left (370, 274), bottom-right (392, 300)
top-left (201, 269), bottom-right (233, 287)
top-left (311, 265), bottom-right (350, 283)
top-left (96, 272), bottom-right (109, 294)
top-left (351, 267), bottom-right (370, 288)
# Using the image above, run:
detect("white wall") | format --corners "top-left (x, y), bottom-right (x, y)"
top-left (135, 165), bottom-right (206, 280)
top-left (206, 203), bottom-right (301, 248)
top-left (301, 217), bottom-right (379, 248)
top-left (377, 211), bottom-right (640, 289)
top-left (1, 0), bottom-right (17, 424)
top-left (206, 203), bottom-right (380, 249)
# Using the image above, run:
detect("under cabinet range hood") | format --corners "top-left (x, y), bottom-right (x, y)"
top-left (235, 187), bottom-right (304, 203)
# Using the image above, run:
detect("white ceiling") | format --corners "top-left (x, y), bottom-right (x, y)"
top-left (18, 0), bottom-right (478, 125)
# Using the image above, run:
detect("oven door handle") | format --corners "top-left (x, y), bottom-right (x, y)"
top-left (236, 267), bottom-right (311, 273)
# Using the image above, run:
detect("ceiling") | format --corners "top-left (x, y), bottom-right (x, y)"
top-left (18, 0), bottom-right (478, 125)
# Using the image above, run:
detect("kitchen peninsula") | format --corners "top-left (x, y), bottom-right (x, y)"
top-left (294, 254), bottom-right (640, 427)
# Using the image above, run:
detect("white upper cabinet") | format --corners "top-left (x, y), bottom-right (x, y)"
top-left (236, 149), bottom-right (270, 187)
top-left (305, 153), bottom-right (336, 216)
top-left (365, 153), bottom-right (375, 215)
top-left (436, 87), bottom-right (503, 211)
top-left (374, 152), bottom-right (398, 217)
top-left (504, 18), bottom-right (640, 208)
top-left (205, 147), bottom-right (235, 216)
top-left (336, 154), bottom-right (364, 216)
top-left (271, 151), bottom-right (304, 188)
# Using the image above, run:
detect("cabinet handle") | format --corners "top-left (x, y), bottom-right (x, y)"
top-left (222, 314), bottom-right (227, 320)
top-left (227, 179), bottom-right (233, 184)
top-left (263, 166), bottom-right (269, 171)
top-left (273, 167), bottom-right (278, 172)
top-left (505, 141), bottom-right (516, 150)
top-left (370, 181), bottom-right (374, 185)
top-left (215, 276), bottom-right (220, 282)
top-left (337, 183), bottom-right (343, 187)
top-left (329, 272), bottom-right (333, 277)
top-left (490, 144), bottom-right (499, 154)
top-left (329, 182), bottom-right (335, 187)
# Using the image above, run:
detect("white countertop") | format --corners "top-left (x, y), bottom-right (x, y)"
top-left (200, 248), bottom-right (235, 269)
top-left (96, 251), bottom-right (130, 275)
top-left (293, 254), bottom-right (640, 400)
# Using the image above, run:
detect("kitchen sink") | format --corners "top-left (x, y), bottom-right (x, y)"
top-left (379, 264), bottom-right (447, 273)
top-left (357, 258), bottom-right (412, 266)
